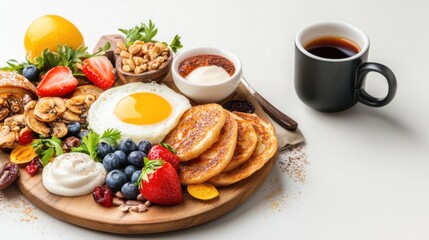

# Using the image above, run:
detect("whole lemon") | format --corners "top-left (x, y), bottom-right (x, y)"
top-left (24, 15), bottom-right (84, 62)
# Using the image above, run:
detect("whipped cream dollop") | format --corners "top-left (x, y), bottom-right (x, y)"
top-left (185, 65), bottom-right (230, 85)
top-left (42, 152), bottom-right (107, 197)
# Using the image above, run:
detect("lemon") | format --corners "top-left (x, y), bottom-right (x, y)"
top-left (24, 15), bottom-right (84, 62)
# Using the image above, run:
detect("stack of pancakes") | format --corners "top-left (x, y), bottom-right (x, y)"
top-left (163, 103), bottom-right (278, 187)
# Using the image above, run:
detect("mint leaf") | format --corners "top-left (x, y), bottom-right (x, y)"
top-left (31, 136), bottom-right (64, 166)
top-left (41, 148), bottom-right (54, 166)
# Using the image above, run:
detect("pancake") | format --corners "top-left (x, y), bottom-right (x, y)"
top-left (222, 113), bottom-right (258, 172)
top-left (163, 103), bottom-right (227, 161)
top-left (180, 111), bottom-right (238, 185)
top-left (208, 112), bottom-right (277, 187)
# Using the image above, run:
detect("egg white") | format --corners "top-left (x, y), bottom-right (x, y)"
top-left (88, 82), bottom-right (191, 144)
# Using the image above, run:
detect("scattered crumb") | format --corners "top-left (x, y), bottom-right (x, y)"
top-left (262, 144), bottom-right (308, 218)
top-left (0, 186), bottom-right (40, 223)
top-left (264, 178), bottom-right (287, 212)
top-left (278, 145), bottom-right (308, 183)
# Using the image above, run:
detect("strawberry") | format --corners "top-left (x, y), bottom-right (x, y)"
top-left (137, 158), bottom-right (182, 206)
top-left (36, 66), bottom-right (78, 97)
top-left (147, 143), bottom-right (180, 172)
top-left (82, 56), bottom-right (115, 90)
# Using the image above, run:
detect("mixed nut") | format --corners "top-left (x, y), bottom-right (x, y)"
top-left (114, 191), bottom-right (151, 213)
top-left (115, 41), bottom-right (170, 74)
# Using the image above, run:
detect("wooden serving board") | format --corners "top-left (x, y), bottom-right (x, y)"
top-left (12, 35), bottom-right (279, 234)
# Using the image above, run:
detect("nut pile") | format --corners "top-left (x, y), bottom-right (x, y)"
top-left (115, 41), bottom-right (170, 74)
top-left (113, 191), bottom-right (151, 213)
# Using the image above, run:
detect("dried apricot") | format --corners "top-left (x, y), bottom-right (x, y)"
top-left (10, 144), bottom-right (38, 165)
top-left (187, 183), bottom-right (219, 200)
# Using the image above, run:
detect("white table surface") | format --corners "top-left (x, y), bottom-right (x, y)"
top-left (1, 0), bottom-right (428, 239)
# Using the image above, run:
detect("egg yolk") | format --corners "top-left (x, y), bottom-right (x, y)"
top-left (114, 92), bottom-right (172, 125)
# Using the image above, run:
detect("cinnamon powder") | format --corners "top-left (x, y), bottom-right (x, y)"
top-left (178, 54), bottom-right (235, 78)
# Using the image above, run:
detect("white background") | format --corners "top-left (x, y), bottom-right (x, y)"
top-left (1, 0), bottom-right (429, 239)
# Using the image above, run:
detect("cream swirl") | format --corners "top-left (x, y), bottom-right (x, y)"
top-left (185, 65), bottom-right (230, 85)
top-left (42, 152), bottom-right (107, 197)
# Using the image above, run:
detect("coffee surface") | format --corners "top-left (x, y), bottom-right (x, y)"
top-left (304, 36), bottom-right (360, 59)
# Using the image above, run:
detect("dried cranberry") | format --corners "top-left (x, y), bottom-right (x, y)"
top-left (223, 100), bottom-right (255, 113)
top-left (18, 130), bottom-right (34, 145)
top-left (25, 157), bottom-right (42, 176)
top-left (92, 186), bottom-right (113, 208)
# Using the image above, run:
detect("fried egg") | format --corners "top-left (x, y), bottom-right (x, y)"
top-left (87, 82), bottom-right (191, 144)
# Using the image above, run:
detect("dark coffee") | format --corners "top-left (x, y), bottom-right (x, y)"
top-left (304, 36), bottom-right (360, 59)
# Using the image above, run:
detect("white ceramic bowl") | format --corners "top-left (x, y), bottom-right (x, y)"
top-left (171, 47), bottom-right (242, 103)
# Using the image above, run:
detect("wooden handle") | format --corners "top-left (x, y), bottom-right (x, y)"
top-left (253, 92), bottom-right (298, 131)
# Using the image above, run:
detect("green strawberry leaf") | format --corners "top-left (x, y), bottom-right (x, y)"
top-left (160, 142), bottom-right (177, 154)
top-left (136, 158), bottom-right (164, 188)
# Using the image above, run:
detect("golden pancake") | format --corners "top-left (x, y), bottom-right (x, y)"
top-left (208, 112), bottom-right (277, 187)
top-left (222, 112), bottom-right (258, 172)
top-left (163, 103), bottom-right (227, 161)
top-left (180, 111), bottom-right (238, 185)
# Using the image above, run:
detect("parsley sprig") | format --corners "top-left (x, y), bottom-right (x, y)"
top-left (118, 20), bottom-right (183, 53)
top-left (1, 42), bottom-right (111, 76)
top-left (166, 35), bottom-right (183, 54)
top-left (72, 128), bottom-right (121, 162)
top-left (31, 136), bottom-right (64, 166)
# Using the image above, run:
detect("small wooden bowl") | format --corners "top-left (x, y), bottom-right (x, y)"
top-left (115, 48), bottom-right (173, 84)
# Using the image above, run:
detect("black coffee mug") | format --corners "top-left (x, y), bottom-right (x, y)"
top-left (294, 21), bottom-right (397, 112)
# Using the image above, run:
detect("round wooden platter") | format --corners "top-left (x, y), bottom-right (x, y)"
top-left (11, 35), bottom-right (280, 234)
top-left (16, 151), bottom-right (277, 234)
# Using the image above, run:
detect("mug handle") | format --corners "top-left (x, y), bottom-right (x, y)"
top-left (354, 62), bottom-right (397, 107)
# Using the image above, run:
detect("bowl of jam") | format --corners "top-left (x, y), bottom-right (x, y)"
top-left (171, 47), bottom-right (242, 103)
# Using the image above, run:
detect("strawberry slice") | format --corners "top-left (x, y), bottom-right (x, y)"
top-left (37, 66), bottom-right (78, 97)
top-left (137, 158), bottom-right (183, 206)
top-left (82, 56), bottom-right (115, 90)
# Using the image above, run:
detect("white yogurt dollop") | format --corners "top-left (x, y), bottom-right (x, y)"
top-left (185, 65), bottom-right (230, 85)
top-left (42, 152), bottom-right (107, 197)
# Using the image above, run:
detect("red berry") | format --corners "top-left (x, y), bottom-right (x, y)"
top-left (25, 157), bottom-right (42, 176)
top-left (138, 159), bottom-right (182, 205)
top-left (82, 56), bottom-right (115, 90)
top-left (36, 66), bottom-right (78, 97)
top-left (18, 130), bottom-right (33, 145)
top-left (147, 143), bottom-right (180, 172)
top-left (92, 186), bottom-right (113, 207)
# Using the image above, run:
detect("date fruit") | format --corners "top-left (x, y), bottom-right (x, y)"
top-left (0, 162), bottom-right (19, 190)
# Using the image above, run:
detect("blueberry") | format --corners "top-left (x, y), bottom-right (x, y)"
top-left (124, 165), bottom-right (138, 181)
top-left (113, 150), bottom-right (127, 166)
top-left (22, 65), bottom-right (40, 82)
top-left (127, 151), bottom-right (146, 168)
top-left (78, 129), bottom-right (90, 139)
top-left (119, 138), bottom-right (137, 154)
top-left (137, 140), bottom-right (152, 155)
top-left (67, 122), bottom-right (81, 137)
top-left (106, 169), bottom-right (127, 192)
top-left (131, 170), bottom-right (142, 184)
top-left (121, 182), bottom-right (140, 200)
top-left (103, 153), bottom-right (124, 171)
top-left (97, 142), bottom-right (114, 159)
